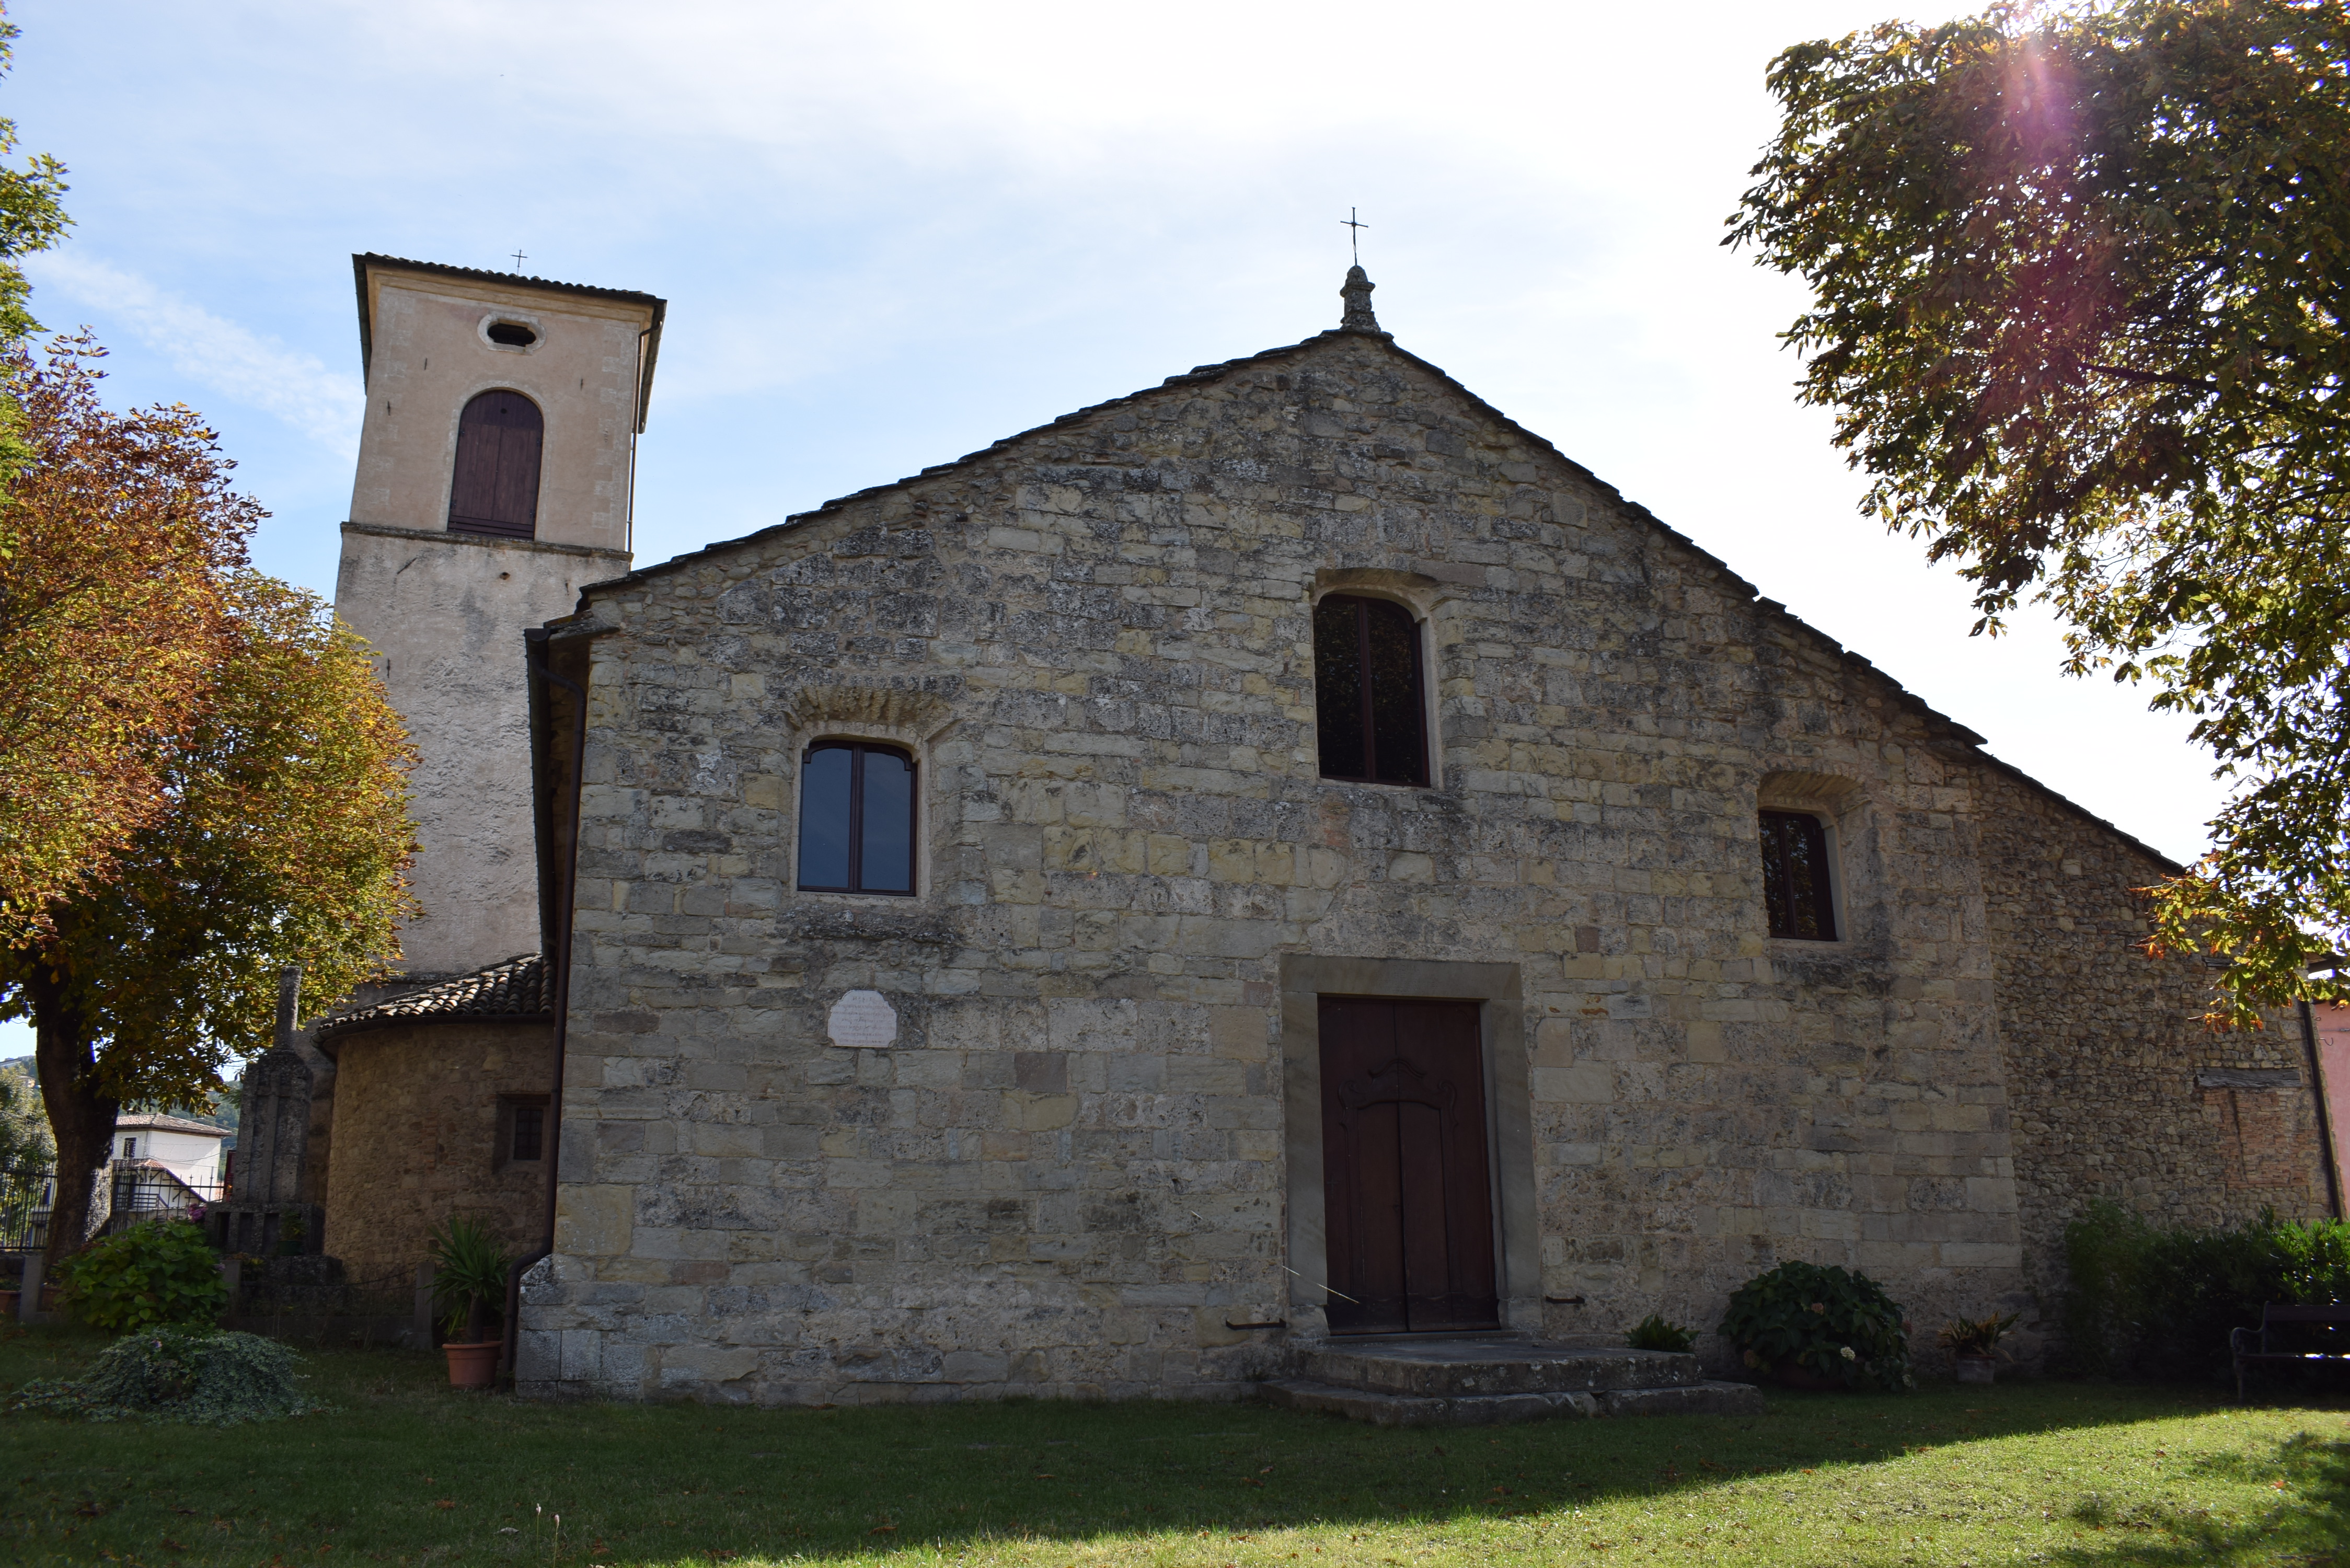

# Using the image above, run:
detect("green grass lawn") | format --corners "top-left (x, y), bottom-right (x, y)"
top-left (2, 1325), bottom-right (2347, 1566)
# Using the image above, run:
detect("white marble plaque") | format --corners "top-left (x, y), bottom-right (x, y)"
top-left (827, 989), bottom-right (898, 1048)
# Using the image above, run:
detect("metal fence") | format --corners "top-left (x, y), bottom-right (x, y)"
top-left (0, 1162), bottom-right (228, 1252)
top-left (0, 1167), bottom-right (52, 1252)
top-left (104, 1161), bottom-right (225, 1235)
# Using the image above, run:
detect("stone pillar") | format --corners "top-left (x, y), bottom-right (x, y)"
top-left (238, 1048), bottom-right (313, 1205)
top-left (240, 969), bottom-right (313, 1204)
top-left (207, 967), bottom-right (325, 1256)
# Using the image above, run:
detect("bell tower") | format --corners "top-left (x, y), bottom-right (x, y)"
top-left (334, 255), bottom-right (665, 978)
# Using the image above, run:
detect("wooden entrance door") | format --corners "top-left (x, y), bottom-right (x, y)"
top-left (1318, 996), bottom-right (1499, 1334)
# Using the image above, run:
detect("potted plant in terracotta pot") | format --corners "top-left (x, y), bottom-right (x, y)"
top-left (429, 1216), bottom-right (511, 1390)
top-left (1939, 1311), bottom-right (2020, 1385)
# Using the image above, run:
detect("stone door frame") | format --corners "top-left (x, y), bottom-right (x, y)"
top-left (1278, 954), bottom-right (1539, 1339)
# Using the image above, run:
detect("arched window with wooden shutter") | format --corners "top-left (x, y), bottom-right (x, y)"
top-left (1314, 593), bottom-right (1430, 786)
top-left (447, 389), bottom-right (544, 539)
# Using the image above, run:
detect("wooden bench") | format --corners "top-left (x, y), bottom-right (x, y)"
top-left (2231, 1304), bottom-right (2350, 1400)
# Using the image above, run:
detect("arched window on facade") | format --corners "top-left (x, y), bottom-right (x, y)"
top-left (798, 741), bottom-right (916, 895)
top-left (447, 389), bottom-right (544, 538)
top-left (1759, 810), bottom-right (1838, 940)
top-left (1314, 593), bottom-right (1429, 786)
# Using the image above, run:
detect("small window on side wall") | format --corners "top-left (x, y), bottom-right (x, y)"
top-left (496, 1094), bottom-right (549, 1169)
top-left (798, 741), bottom-right (916, 895)
top-left (1314, 593), bottom-right (1429, 786)
top-left (1759, 810), bottom-right (1838, 940)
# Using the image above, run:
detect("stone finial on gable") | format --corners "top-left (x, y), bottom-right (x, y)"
top-left (1340, 265), bottom-right (1381, 333)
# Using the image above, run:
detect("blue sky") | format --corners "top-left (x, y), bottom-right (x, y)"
top-left (0, 0), bottom-right (2228, 1059)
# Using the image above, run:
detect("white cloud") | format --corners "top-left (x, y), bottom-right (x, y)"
top-left (318, 0), bottom-right (1843, 185)
top-left (23, 252), bottom-right (362, 456)
top-left (2, 0), bottom-right (2230, 863)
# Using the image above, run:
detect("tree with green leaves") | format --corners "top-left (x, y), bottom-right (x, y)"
top-left (2, 570), bottom-right (417, 1260)
top-left (1731, 0), bottom-right (2350, 1023)
top-left (0, 1060), bottom-right (48, 1169)
top-left (0, 5), bottom-right (65, 351)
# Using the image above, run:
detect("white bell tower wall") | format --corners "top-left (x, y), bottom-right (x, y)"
top-left (333, 256), bottom-right (663, 978)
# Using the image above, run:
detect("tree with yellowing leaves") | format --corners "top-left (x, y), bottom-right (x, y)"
top-left (3, 568), bottom-right (417, 1259)
top-left (0, 337), bottom-right (256, 939)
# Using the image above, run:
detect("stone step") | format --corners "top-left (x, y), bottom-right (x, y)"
top-left (1303, 1340), bottom-right (1703, 1398)
top-left (1260, 1377), bottom-right (1767, 1428)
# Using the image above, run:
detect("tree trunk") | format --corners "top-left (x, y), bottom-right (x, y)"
top-left (25, 962), bottom-right (117, 1267)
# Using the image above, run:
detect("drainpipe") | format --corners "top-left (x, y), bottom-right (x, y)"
top-left (504, 636), bottom-right (589, 1385)
top-left (2299, 995), bottom-right (2343, 1220)
top-left (624, 327), bottom-right (650, 556)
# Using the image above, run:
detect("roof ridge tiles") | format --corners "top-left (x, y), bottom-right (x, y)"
top-left (352, 252), bottom-right (664, 307)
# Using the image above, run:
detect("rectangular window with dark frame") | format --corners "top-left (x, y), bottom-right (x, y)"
top-left (1759, 810), bottom-right (1838, 940)
top-left (798, 741), bottom-right (916, 895)
top-left (496, 1094), bottom-right (550, 1169)
top-left (1314, 593), bottom-right (1430, 786)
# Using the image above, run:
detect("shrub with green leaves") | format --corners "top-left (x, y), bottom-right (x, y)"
top-left (1626, 1313), bottom-right (1696, 1354)
top-left (2063, 1200), bottom-right (2350, 1380)
top-left (11, 1327), bottom-right (320, 1425)
top-left (1720, 1260), bottom-right (1912, 1391)
top-left (56, 1219), bottom-right (228, 1332)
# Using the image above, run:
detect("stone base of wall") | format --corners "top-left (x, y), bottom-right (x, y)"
top-left (515, 1259), bottom-right (1287, 1404)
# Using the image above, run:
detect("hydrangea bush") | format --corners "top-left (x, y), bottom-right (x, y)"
top-left (1719, 1260), bottom-right (1913, 1391)
top-left (55, 1219), bottom-right (228, 1332)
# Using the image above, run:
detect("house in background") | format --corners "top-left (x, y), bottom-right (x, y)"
top-left (112, 1114), bottom-right (229, 1192)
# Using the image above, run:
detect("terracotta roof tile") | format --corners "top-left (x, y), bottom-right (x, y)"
top-left (114, 1113), bottom-right (230, 1138)
top-left (314, 954), bottom-right (552, 1043)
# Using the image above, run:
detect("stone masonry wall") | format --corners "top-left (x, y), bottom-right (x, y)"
top-left (516, 322), bottom-right (2197, 1402)
top-left (1974, 764), bottom-right (2331, 1321)
top-left (322, 1021), bottom-right (556, 1287)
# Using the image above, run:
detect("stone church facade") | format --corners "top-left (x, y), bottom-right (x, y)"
top-left (313, 255), bottom-right (2334, 1404)
top-left (489, 271), bottom-right (2333, 1403)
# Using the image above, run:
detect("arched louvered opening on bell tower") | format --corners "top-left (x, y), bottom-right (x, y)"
top-left (447, 389), bottom-right (545, 539)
